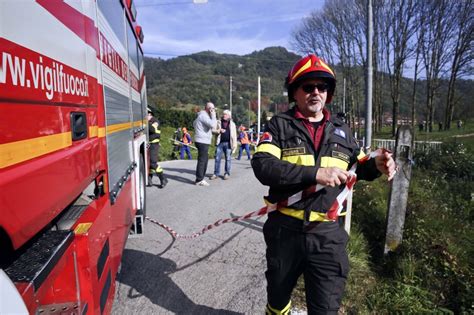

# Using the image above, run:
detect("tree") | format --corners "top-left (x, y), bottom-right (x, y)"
top-left (444, 0), bottom-right (474, 129)
top-left (418, 0), bottom-right (457, 132)
top-left (378, 0), bottom-right (418, 136)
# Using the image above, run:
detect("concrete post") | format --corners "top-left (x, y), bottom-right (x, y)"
top-left (384, 125), bottom-right (413, 254)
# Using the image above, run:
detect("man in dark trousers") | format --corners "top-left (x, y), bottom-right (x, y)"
top-left (193, 102), bottom-right (217, 186)
top-left (147, 108), bottom-right (167, 188)
top-left (252, 54), bottom-right (396, 314)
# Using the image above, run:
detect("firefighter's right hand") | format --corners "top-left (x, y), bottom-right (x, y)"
top-left (316, 167), bottom-right (350, 187)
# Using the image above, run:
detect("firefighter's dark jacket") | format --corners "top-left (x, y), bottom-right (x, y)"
top-left (148, 117), bottom-right (161, 144)
top-left (251, 106), bottom-right (381, 222)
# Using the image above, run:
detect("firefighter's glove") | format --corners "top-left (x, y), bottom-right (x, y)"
top-left (316, 167), bottom-right (350, 187)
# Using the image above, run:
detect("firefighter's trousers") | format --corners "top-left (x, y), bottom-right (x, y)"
top-left (263, 218), bottom-right (350, 315)
top-left (149, 142), bottom-right (163, 174)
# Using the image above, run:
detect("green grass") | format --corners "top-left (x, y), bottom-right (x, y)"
top-left (290, 140), bottom-right (474, 313)
top-left (367, 119), bottom-right (474, 151)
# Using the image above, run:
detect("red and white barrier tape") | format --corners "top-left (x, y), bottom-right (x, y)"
top-left (145, 206), bottom-right (271, 239)
top-left (146, 149), bottom-right (388, 239)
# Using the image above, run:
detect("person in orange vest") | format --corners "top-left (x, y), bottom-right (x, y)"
top-left (180, 127), bottom-right (193, 160)
top-left (237, 125), bottom-right (251, 160)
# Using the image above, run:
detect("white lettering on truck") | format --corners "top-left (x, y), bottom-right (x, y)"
top-left (0, 51), bottom-right (89, 100)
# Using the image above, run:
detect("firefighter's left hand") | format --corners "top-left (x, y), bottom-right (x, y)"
top-left (375, 150), bottom-right (397, 181)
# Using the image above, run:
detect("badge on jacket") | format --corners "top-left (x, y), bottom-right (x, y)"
top-left (259, 132), bottom-right (273, 143)
top-left (334, 128), bottom-right (346, 139)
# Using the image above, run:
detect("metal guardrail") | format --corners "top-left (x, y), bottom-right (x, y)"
top-left (372, 139), bottom-right (442, 152)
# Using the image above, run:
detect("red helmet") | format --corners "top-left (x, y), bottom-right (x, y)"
top-left (285, 54), bottom-right (336, 103)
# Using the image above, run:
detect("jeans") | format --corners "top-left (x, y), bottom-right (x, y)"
top-left (195, 142), bottom-right (209, 182)
top-left (180, 145), bottom-right (192, 159)
top-left (237, 143), bottom-right (251, 160)
top-left (214, 141), bottom-right (232, 176)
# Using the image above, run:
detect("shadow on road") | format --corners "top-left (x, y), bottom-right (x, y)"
top-left (117, 249), bottom-right (242, 315)
top-left (160, 167), bottom-right (196, 185)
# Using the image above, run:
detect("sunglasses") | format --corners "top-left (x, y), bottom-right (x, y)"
top-left (300, 83), bottom-right (329, 93)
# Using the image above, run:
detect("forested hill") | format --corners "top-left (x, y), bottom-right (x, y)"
top-left (144, 47), bottom-right (474, 123)
top-left (144, 46), bottom-right (300, 109)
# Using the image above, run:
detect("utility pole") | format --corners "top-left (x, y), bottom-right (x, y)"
top-left (343, 77), bottom-right (346, 115)
top-left (257, 76), bottom-right (261, 143)
top-left (229, 76), bottom-right (233, 114)
top-left (365, 0), bottom-right (373, 152)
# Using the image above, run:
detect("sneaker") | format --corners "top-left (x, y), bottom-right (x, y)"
top-left (209, 175), bottom-right (218, 180)
top-left (195, 180), bottom-right (210, 186)
top-left (223, 174), bottom-right (230, 180)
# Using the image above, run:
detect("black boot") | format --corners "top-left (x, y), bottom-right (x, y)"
top-left (147, 174), bottom-right (153, 187)
top-left (158, 173), bottom-right (168, 188)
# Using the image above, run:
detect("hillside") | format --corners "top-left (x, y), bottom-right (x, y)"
top-left (144, 47), bottom-right (474, 125)
top-left (144, 47), bottom-right (299, 110)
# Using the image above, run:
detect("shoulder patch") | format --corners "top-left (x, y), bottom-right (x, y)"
top-left (334, 128), bottom-right (346, 139)
top-left (259, 132), bottom-right (273, 143)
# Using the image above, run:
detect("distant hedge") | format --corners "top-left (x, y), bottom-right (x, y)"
top-left (152, 107), bottom-right (197, 130)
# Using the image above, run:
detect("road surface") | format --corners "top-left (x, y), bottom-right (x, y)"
top-left (113, 157), bottom-right (270, 314)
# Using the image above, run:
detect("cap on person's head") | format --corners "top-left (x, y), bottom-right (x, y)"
top-left (147, 107), bottom-right (153, 114)
top-left (285, 54), bottom-right (336, 104)
top-left (223, 109), bottom-right (232, 118)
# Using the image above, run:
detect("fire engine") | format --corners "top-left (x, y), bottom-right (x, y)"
top-left (0, 0), bottom-right (148, 313)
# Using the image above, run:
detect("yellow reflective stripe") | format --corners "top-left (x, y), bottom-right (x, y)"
top-left (282, 154), bottom-right (315, 166)
top-left (98, 127), bottom-right (106, 138)
top-left (266, 301), bottom-right (291, 315)
top-left (357, 150), bottom-right (366, 161)
top-left (291, 58), bottom-right (312, 82)
top-left (320, 156), bottom-right (348, 170)
top-left (74, 223), bottom-right (92, 235)
top-left (319, 59), bottom-right (335, 76)
top-left (256, 143), bottom-right (281, 159)
top-left (107, 122), bottom-right (132, 135)
top-left (278, 208), bottom-right (344, 222)
top-left (0, 132), bottom-right (72, 168)
top-left (132, 120), bottom-right (143, 128)
top-left (89, 126), bottom-right (98, 138)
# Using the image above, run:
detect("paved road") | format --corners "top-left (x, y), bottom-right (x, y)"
top-left (113, 157), bottom-right (269, 314)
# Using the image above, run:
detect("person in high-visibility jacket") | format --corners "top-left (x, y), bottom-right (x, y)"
top-left (236, 125), bottom-right (251, 160)
top-left (251, 54), bottom-right (396, 314)
top-left (180, 127), bottom-right (193, 160)
top-left (147, 108), bottom-right (168, 188)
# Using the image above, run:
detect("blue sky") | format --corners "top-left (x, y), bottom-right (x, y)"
top-left (135, 0), bottom-right (326, 59)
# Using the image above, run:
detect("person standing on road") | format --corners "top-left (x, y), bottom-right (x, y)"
top-left (180, 127), bottom-right (193, 160)
top-left (171, 127), bottom-right (182, 160)
top-left (193, 102), bottom-right (217, 186)
top-left (251, 54), bottom-right (396, 314)
top-left (236, 126), bottom-right (251, 160)
top-left (210, 109), bottom-right (237, 180)
top-left (147, 108), bottom-right (168, 188)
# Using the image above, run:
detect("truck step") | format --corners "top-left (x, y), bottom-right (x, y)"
top-left (4, 230), bottom-right (73, 291)
top-left (129, 215), bottom-right (144, 238)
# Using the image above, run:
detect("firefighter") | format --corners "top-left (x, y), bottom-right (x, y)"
top-left (251, 54), bottom-right (396, 314)
top-left (147, 108), bottom-right (168, 188)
